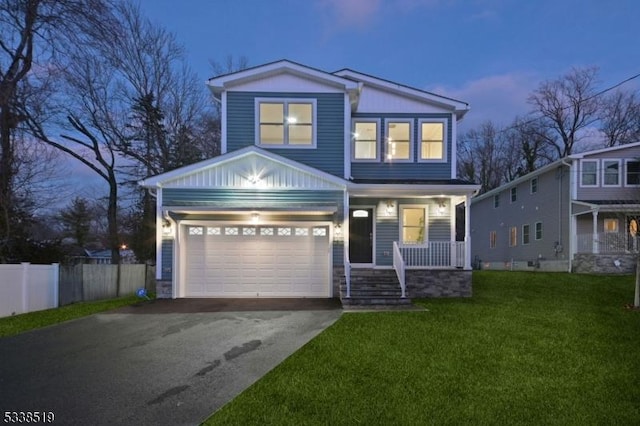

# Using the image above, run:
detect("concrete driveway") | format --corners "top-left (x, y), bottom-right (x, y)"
top-left (0, 299), bottom-right (342, 426)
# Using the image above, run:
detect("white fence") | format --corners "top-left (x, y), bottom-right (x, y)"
top-left (398, 241), bottom-right (465, 268)
top-left (576, 233), bottom-right (639, 254)
top-left (0, 263), bottom-right (59, 318)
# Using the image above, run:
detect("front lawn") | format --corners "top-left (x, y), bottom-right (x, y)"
top-left (0, 295), bottom-right (140, 338)
top-left (205, 272), bottom-right (640, 425)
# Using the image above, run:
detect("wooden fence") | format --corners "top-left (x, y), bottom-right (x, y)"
top-left (59, 264), bottom-right (156, 306)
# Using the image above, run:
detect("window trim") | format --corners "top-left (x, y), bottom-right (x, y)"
top-left (624, 159), bottom-right (640, 187)
top-left (351, 118), bottom-right (381, 162)
top-left (417, 118), bottom-right (447, 163)
top-left (399, 205), bottom-right (427, 244)
top-left (530, 177), bottom-right (538, 194)
top-left (602, 159), bottom-right (621, 187)
top-left (510, 187), bottom-right (517, 203)
top-left (384, 119), bottom-right (414, 163)
top-left (254, 98), bottom-right (317, 149)
top-left (580, 159), bottom-right (599, 187)
top-left (522, 224), bottom-right (530, 245)
top-left (535, 222), bottom-right (543, 240)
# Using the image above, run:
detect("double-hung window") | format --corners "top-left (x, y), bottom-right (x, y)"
top-left (352, 120), bottom-right (379, 161)
top-left (626, 160), bottom-right (640, 186)
top-left (580, 160), bottom-right (598, 186)
top-left (522, 224), bottom-right (530, 245)
top-left (603, 160), bottom-right (620, 186)
top-left (401, 207), bottom-right (426, 244)
top-left (385, 120), bottom-right (412, 161)
top-left (418, 120), bottom-right (446, 161)
top-left (256, 99), bottom-right (315, 147)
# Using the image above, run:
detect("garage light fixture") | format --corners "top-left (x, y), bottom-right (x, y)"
top-left (251, 213), bottom-right (260, 224)
top-left (162, 219), bottom-right (173, 236)
top-left (334, 223), bottom-right (343, 241)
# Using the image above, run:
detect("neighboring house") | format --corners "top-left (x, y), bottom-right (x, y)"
top-left (470, 142), bottom-right (640, 274)
top-left (140, 60), bottom-right (480, 304)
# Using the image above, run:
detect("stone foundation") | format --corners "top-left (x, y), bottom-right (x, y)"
top-left (156, 280), bottom-right (173, 299)
top-left (480, 260), bottom-right (569, 272)
top-left (405, 269), bottom-right (472, 298)
top-left (572, 253), bottom-right (637, 274)
top-left (333, 266), bottom-right (345, 297)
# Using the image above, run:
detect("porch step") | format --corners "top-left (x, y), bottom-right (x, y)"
top-left (340, 269), bottom-right (412, 307)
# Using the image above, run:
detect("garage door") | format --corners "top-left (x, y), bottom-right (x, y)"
top-left (184, 224), bottom-right (330, 297)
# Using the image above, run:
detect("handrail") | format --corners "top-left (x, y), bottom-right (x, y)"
top-left (345, 260), bottom-right (351, 298)
top-left (392, 241), bottom-right (406, 298)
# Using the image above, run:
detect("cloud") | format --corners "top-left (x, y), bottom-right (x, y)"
top-left (429, 72), bottom-right (540, 130)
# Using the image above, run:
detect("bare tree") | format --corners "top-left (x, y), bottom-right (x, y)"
top-left (527, 67), bottom-right (601, 158)
top-left (457, 121), bottom-right (505, 193)
top-left (599, 90), bottom-right (640, 147)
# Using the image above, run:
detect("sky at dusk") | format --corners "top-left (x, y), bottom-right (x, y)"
top-left (59, 0), bottom-right (640, 203)
top-left (138, 0), bottom-right (640, 130)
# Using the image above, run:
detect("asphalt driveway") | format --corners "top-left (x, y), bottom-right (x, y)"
top-left (0, 299), bottom-right (342, 426)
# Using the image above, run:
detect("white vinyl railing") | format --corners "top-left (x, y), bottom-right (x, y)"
top-left (392, 242), bottom-right (406, 298)
top-left (576, 233), bottom-right (639, 254)
top-left (398, 241), bottom-right (465, 268)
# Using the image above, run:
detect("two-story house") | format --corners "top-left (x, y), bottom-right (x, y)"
top-left (140, 60), bottom-right (480, 305)
top-left (470, 142), bottom-right (640, 274)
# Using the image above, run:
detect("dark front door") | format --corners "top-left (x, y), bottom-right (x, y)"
top-left (349, 208), bottom-right (373, 264)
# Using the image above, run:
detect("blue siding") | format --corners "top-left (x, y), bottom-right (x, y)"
top-left (351, 113), bottom-right (453, 180)
top-left (227, 92), bottom-right (345, 177)
top-left (376, 221), bottom-right (397, 266)
top-left (161, 239), bottom-right (173, 281)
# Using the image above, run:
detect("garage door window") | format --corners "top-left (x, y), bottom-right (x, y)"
top-left (260, 227), bottom-right (274, 236)
top-left (225, 227), bottom-right (239, 235)
top-left (189, 226), bottom-right (203, 235)
top-left (243, 227), bottom-right (256, 236)
top-left (313, 227), bottom-right (327, 236)
top-left (278, 227), bottom-right (291, 236)
top-left (207, 227), bottom-right (221, 235)
top-left (295, 227), bottom-right (309, 236)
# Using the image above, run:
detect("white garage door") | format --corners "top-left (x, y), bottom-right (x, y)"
top-left (184, 224), bottom-right (330, 297)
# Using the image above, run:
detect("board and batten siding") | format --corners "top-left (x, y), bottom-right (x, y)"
top-left (161, 239), bottom-right (173, 281)
top-left (350, 113), bottom-right (453, 180)
top-left (226, 92), bottom-right (345, 178)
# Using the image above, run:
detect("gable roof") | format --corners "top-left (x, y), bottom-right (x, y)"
top-left (568, 141), bottom-right (640, 159)
top-left (333, 68), bottom-right (470, 120)
top-left (138, 146), bottom-right (347, 190)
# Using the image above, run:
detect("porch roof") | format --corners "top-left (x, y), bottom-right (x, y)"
top-left (572, 199), bottom-right (640, 215)
top-left (348, 179), bottom-right (480, 197)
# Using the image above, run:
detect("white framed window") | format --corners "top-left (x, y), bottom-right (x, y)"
top-left (352, 120), bottom-right (380, 161)
top-left (603, 160), bottom-right (621, 187)
top-left (400, 206), bottom-right (426, 244)
top-left (522, 224), bottom-right (530, 245)
top-left (489, 231), bottom-right (497, 249)
top-left (580, 160), bottom-right (598, 187)
top-left (604, 219), bottom-right (619, 233)
top-left (494, 194), bottom-right (500, 208)
top-left (418, 119), bottom-right (447, 162)
top-left (530, 177), bottom-right (538, 194)
top-left (385, 119), bottom-right (413, 162)
top-left (535, 222), bottom-right (543, 240)
top-left (510, 187), bottom-right (517, 203)
top-left (509, 226), bottom-right (517, 247)
top-left (255, 98), bottom-right (316, 148)
top-left (625, 159), bottom-right (640, 186)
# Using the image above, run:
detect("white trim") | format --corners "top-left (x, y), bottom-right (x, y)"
top-left (221, 91), bottom-right (227, 154)
top-left (624, 158), bottom-right (640, 187)
top-left (579, 159), bottom-right (599, 187)
top-left (348, 182), bottom-right (480, 197)
top-left (568, 140), bottom-right (640, 158)
top-left (351, 118), bottom-right (381, 162)
top-left (254, 97), bottom-right (317, 149)
top-left (602, 159), bottom-right (622, 187)
top-left (156, 190), bottom-right (163, 281)
top-left (451, 116), bottom-right (457, 179)
top-left (530, 177), bottom-right (538, 194)
top-left (417, 118), bottom-right (448, 163)
top-left (384, 118), bottom-right (414, 163)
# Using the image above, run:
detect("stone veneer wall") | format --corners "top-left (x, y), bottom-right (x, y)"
top-left (572, 254), bottom-right (637, 274)
top-left (405, 269), bottom-right (472, 298)
top-left (156, 280), bottom-right (173, 298)
top-left (333, 266), bottom-right (345, 297)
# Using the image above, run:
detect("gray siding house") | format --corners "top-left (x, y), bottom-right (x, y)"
top-left (470, 142), bottom-right (640, 273)
top-left (140, 60), bottom-right (480, 304)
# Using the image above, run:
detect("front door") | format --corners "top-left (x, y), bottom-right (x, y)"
top-left (349, 208), bottom-right (373, 264)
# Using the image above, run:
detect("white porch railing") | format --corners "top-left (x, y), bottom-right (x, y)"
top-left (392, 242), bottom-right (406, 298)
top-left (576, 233), bottom-right (639, 254)
top-left (398, 241), bottom-right (465, 268)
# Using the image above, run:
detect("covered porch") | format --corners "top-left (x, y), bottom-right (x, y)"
top-left (572, 201), bottom-right (640, 255)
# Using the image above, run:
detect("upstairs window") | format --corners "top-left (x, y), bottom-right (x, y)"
top-left (419, 120), bottom-right (446, 161)
top-left (510, 187), bottom-right (517, 203)
top-left (530, 177), bottom-right (538, 194)
top-left (385, 120), bottom-right (412, 161)
top-left (626, 160), bottom-right (640, 186)
top-left (603, 160), bottom-right (620, 186)
top-left (494, 194), bottom-right (500, 208)
top-left (580, 160), bottom-right (598, 186)
top-left (352, 120), bottom-right (379, 161)
top-left (256, 99), bottom-right (315, 147)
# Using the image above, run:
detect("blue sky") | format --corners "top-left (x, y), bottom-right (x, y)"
top-left (139, 0), bottom-right (639, 130)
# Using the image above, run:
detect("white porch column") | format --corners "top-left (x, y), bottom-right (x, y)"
top-left (464, 194), bottom-right (472, 270)
top-left (592, 210), bottom-right (599, 254)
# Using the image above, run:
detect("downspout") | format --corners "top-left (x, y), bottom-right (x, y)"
top-left (561, 159), bottom-right (572, 272)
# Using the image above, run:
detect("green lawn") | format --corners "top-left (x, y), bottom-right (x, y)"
top-left (205, 271), bottom-right (640, 425)
top-left (0, 295), bottom-right (140, 338)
